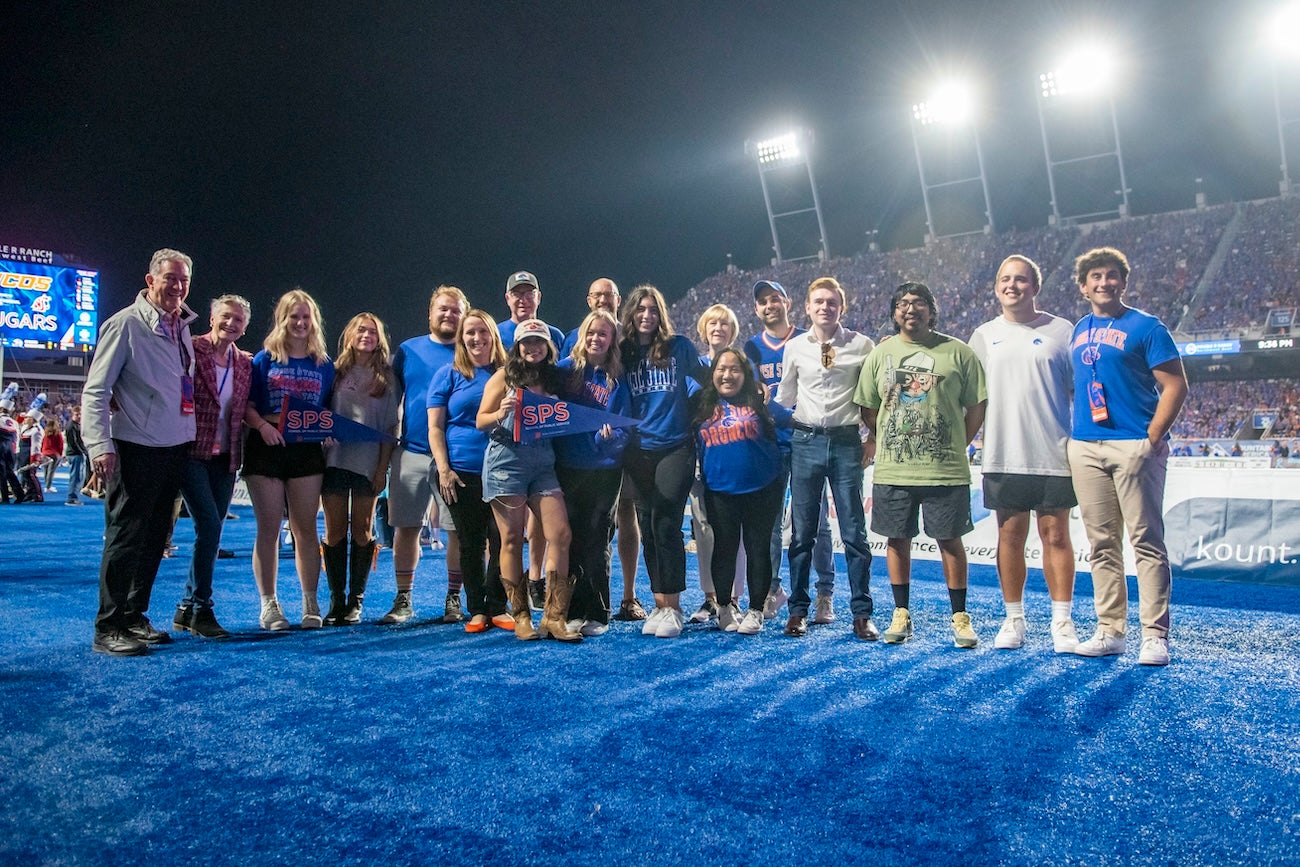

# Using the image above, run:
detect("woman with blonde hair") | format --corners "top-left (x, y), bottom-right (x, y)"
top-left (321, 312), bottom-right (399, 626)
top-left (243, 288), bottom-right (335, 630)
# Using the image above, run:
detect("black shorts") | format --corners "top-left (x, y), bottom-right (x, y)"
top-left (242, 433), bottom-right (325, 480)
top-left (982, 472), bottom-right (1077, 513)
top-left (322, 467), bottom-right (374, 494)
top-left (871, 483), bottom-right (973, 540)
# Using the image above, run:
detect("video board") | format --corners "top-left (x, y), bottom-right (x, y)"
top-left (0, 248), bottom-right (98, 351)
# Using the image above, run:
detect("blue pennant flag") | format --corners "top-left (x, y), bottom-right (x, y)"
top-left (278, 395), bottom-right (398, 444)
top-left (513, 389), bottom-right (640, 443)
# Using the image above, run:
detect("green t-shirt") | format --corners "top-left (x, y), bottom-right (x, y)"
top-left (854, 332), bottom-right (987, 486)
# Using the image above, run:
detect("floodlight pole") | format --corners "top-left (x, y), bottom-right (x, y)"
top-left (1036, 77), bottom-right (1132, 223)
top-left (755, 161), bottom-right (785, 262)
top-left (909, 118), bottom-right (939, 244)
top-left (1275, 63), bottom-right (1295, 196)
top-left (748, 128), bottom-right (830, 263)
top-left (1036, 93), bottom-right (1063, 225)
top-left (910, 111), bottom-right (995, 241)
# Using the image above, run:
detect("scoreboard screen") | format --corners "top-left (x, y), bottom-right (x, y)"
top-left (0, 257), bottom-right (98, 350)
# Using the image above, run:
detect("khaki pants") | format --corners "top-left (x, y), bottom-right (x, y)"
top-left (1067, 438), bottom-right (1172, 639)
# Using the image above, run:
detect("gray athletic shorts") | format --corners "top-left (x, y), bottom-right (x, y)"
top-left (871, 483), bottom-right (973, 541)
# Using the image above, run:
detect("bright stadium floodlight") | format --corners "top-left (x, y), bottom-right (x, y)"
top-left (1035, 46), bottom-right (1130, 224)
top-left (1266, 2), bottom-right (1300, 195)
top-left (909, 79), bottom-right (994, 241)
top-left (745, 128), bottom-right (829, 263)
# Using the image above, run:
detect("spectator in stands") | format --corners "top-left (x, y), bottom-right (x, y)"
top-left (1067, 247), bottom-right (1187, 667)
top-left (969, 255), bottom-right (1079, 654)
top-left (83, 248), bottom-right (198, 656)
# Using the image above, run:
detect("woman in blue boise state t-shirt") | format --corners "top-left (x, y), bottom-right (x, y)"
top-left (692, 347), bottom-right (789, 636)
top-left (428, 310), bottom-right (511, 634)
top-left (618, 284), bottom-right (707, 639)
top-left (555, 309), bottom-right (631, 636)
top-left (243, 289), bottom-right (335, 632)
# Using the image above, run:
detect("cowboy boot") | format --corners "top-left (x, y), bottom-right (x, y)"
top-left (537, 571), bottom-right (582, 642)
top-left (504, 571), bottom-right (539, 641)
top-left (321, 541), bottom-right (349, 625)
top-left (344, 539), bottom-right (376, 625)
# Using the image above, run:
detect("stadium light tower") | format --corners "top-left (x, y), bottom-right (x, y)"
top-left (1267, 2), bottom-right (1300, 195)
top-left (745, 128), bottom-right (829, 263)
top-left (909, 79), bottom-right (995, 242)
top-left (1036, 49), bottom-right (1131, 223)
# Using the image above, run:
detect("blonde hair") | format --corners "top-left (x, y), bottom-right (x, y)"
top-left (807, 276), bottom-right (847, 309)
top-left (696, 303), bottom-right (739, 347)
top-left (264, 288), bottom-right (328, 364)
top-left (452, 310), bottom-right (507, 379)
top-left (334, 312), bottom-right (393, 397)
top-left (570, 309), bottom-right (622, 380)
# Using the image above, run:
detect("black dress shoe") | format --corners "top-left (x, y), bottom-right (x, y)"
top-left (189, 608), bottom-right (231, 639)
top-left (125, 617), bottom-right (173, 644)
top-left (784, 615), bottom-right (808, 637)
top-left (173, 604), bottom-right (194, 632)
top-left (93, 630), bottom-right (148, 656)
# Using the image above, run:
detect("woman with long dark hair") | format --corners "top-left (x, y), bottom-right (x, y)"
top-left (321, 312), bottom-right (399, 626)
top-left (619, 285), bottom-right (707, 639)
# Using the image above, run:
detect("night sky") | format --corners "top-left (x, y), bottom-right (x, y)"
top-left (2, 0), bottom-right (1292, 344)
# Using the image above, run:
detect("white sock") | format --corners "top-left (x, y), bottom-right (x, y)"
top-left (1051, 600), bottom-right (1073, 623)
top-left (1004, 601), bottom-right (1025, 619)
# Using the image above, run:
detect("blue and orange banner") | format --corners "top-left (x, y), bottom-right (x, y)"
top-left (512, 389), bottom-right (639, 443)
top-left (277, 395), bottom-right (398, 444)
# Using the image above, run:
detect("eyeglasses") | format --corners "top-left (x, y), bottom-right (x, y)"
top-left (895, 299), bottom-right (929, 311)
top-left (820, 343), bottom-right (836, 369)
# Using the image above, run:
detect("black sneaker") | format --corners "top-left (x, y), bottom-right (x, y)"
top-left (93, 629), bottom-right (148, 656)
top-left (173, 604), bottom-right (194, 632)
top-left (217, 548), bottom-right (235, 559)
top-left (125, 617), bottom-right (173, 644)
top-left (528, 576), bottom-right (546, 612)
top-left (189, 608), bottom-right (231, 639)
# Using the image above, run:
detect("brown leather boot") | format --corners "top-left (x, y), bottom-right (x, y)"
top-left (505, 572), bottom-right (538, 641)
top-left (537, 571), bottom-right (582, 643)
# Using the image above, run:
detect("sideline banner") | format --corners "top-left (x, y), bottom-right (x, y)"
top-left (841, 466), bottom-right (1300, 585)
top-left (513, 389), bottom-right (640, 443)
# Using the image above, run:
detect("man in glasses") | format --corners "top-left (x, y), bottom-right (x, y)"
top-left (774, 277), bottom-right (878, 640)
top-left (743, 279), bottom-right (838, 621)
top-left (855, 282), bottom-right (987, 648)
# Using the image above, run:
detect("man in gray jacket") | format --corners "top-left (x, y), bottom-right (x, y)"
top-left (83, 249), bottom-right (198, 656)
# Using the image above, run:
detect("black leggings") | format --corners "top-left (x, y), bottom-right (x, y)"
top-left (557, 465), bottom-right (622, 623)
top-left (703, 475), bottom-right (783, 608)
top-left (624, 440), bottom-right (695, 595)
top-left (442, 472), bottom-right (506, 618)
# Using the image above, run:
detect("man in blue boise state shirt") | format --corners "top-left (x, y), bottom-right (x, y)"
top-left (743, 279), bottom-right (838, 622)
top-left (1067, 247), bottom-right (1187, 667)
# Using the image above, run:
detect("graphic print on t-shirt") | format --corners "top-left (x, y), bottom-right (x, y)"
top-left (880, 350), bottom-right (951, 465)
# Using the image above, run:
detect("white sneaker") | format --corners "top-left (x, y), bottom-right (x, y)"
top-left (260, 598), bottom-right (290, 631)
top-left (994, 616), bottom-right (1027, 649)
top-left (1073, 628), bottom-right (1125, 657)
top-left (655, 607), bottom-right (684, 638)
top-left (1051, 619), bottom-right (1080, 654)
top-left (717, 602), bottom-right (740, 632)
top-left (689, 600), bottom-right (718, 623)
top-left (737, 609), bottom-right (764, 635)
top-left (762, 586), bottom-right (789, 621)
top-left (1138, 636), bottom-right (1170, 666)
top-left (46, 485), bottom-right (57, 494)
top-left (642, 607), bottom-right (667, 636)
top-left (812, 592), bottom-right (836, 624)
top-left (580, 620), bottom-right (609, 637)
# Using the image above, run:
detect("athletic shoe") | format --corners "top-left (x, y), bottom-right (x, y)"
top-left (260, 598), bottom-right (290, 631)
top-left (580, 621), bottom-right (609, 637)
top-left (528, 576), bottom-right (545, 612)
top-left (763, 586), bottom-right (789, 621)
top-left (1051, 619), bottom-right (1080, 654)
top-left (994, 616), bottom-right (1027, 649)
top-left (951, 612), bottom-right (978, 648)
top-left (882, 608), bottom-right (913, 644)
top-left (380, 592), bottom-right (415, 624)
top-left (689, 599), bottom-right (718, 624)
top-left (852, 617), bottom-right (880, 641)
top-left (812, 592), bottom-right (836, 625)
top-left (615, 598), bottom-right (648, 621)
top-left (642, 607), bottom-right (668, 636)
top-left (93, 629), bottom-right (147, 657)
top-left (737, 609), bottom-right (764, 635)
top-left (64, 499), bottom-right (84, 506)
top-left (441, 592), bottom-right (464, 624)
top-left (1073, 629), bottom-right (1126, 657)
top-left (300, 610), bottom-right (323, 629)
top-left (1138, 636), bottom-right (1170, 666)
top-left (716, 602), bottom-right (740, 632)
top-left (566, 618), bottom-right (586, 635)
top-left (46, 485), bottom-right (57, 494)
top-left (655, 607), bottom-right (684, 639)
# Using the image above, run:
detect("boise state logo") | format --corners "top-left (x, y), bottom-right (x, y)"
top-left (1081, 346), bottom-right (1101, 365)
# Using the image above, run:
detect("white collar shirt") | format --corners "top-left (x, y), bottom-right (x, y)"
top-left (775, 324), bottom-right (875, 428)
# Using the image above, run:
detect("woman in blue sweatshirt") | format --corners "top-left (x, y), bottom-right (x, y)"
top-left (693, 347), bottom-right (790, 635)
top-left (555, 309), bottom-right (631, 636)
top-left (619, 285), bottom-right (707, 639)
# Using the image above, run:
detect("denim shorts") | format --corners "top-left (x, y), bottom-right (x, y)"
top-left (482, 440), bottom-right (562, 500)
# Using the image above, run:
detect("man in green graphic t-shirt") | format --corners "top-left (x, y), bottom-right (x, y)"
top-left (855, 282), bottom-right (987, 649)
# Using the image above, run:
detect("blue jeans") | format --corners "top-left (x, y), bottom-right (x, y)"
top-left (65, 455), bottom-right (86, 502)
top-left (769, 451), bottom-right (836, 594)
top-left (788, 428), bottom-right (873, 619)
top-left (179, 456), bottom-right (238, 610)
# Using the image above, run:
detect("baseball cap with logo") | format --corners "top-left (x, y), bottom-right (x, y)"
top-left (753, 279), bottom-right (787, 300)
top-left (506, 271), bottom-right (540, 294)
top-left (513, 318), bottom-right (556, 356)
